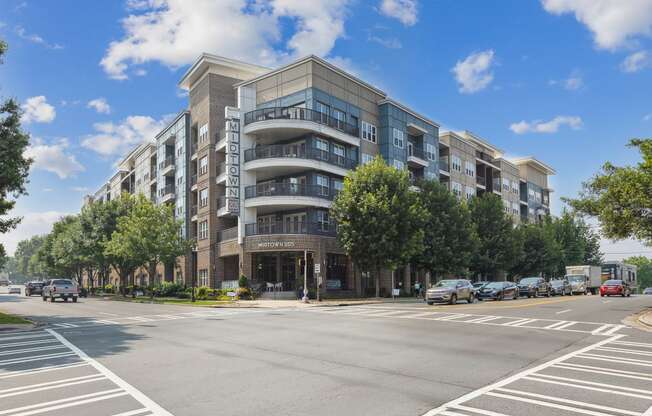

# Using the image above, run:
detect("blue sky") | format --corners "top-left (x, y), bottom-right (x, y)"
top-left (1, 0), bottom-right (652, 259)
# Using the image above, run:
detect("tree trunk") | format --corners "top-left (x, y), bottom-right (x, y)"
top-left (375, 266), bottom-right (381, 298)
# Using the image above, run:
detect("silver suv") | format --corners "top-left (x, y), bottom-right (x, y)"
top-left (426, 279), bottom-right (475, 305)
top-left (42, 279), bottom-right (79, 303)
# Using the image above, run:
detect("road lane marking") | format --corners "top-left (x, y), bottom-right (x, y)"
top-left (112, 409), bottom-right (152, 416)
top-left (552, 363), bottom-right (652, 381)
top-left (0, 338), bottom-right (59, 349)
top-left (98, 312), bottom-right (119, 316)
top-left (486, 391), bottom-right (628, 416)
top-left (95, 319), bottom-right (120, 325)
top-left (46, 329), bottom-right (174, 416)
top-left (602, 324), bottom-right (627, 336)
top-left (509, 318), bottom-right (537, 327)
top-left (421, 334), bottom-right (626, 416)
top-left (613, 340), bottom-right (652, 349)
top-left (0, 345), bottom-right (67, 356)
top-left (556, 309), bottom-right (572, 315)
top-left (529, 372), bottom-right (652, 395)
top-left (597, 346), bottom-right (652, 356)
top-left (0, 362), bottom-right (89, 379)
top-left (449, 404), bottom-right (510, 416)
top-left (0, 388), bottom-right (124, 416)
top-left (492, 388), bottom-right (641, 416)
top-left (578, 353), bottom-right (652, 365)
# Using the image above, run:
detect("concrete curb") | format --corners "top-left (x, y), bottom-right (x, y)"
top-left (638, 309), bottom-right (652, 328)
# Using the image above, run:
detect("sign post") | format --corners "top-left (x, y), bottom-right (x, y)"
top-left (302, 250), bottom-right (309, 303)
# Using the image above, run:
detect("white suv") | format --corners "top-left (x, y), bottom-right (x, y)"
top-left (42, 279), bottom-right (79, 303)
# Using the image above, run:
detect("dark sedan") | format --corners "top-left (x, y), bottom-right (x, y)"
top-left (25, 281), bottom-right (44, 296)
top-left (477, 281), bottom-right (519, 301)
top-left (550, 279), bottom-right (572, 296)
top-left (517, 277), bottom-right (551, 298)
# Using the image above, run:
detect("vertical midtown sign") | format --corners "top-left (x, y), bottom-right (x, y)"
top-left (225, 107), bottom-right (240, 215)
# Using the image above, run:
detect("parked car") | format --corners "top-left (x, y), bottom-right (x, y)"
top-left (42, 279), bottom-right (79, 302)
top-left (472, 281), bottom-right (489, 300)
top-left (425, 279), bottom-right (475, 305)
top-left (517, 277), bottom-right (551, 298)
top-left (550, 279), bottom-right (572, 296)
top-left (8, 286), bottom-right (21, 294)
top-left (643, 287), bottom-right (652, 295)
top-left (477, 281), bottom-right (519, 301)
top-left (25, 281), bottom-right (44, 296)
top-left (600, 279), bottom-right (631, 297)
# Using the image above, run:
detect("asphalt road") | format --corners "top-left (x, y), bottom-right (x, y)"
top-left (0, 289), bottom-right (650, 416)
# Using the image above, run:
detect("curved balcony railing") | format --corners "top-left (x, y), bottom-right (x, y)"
top-left (244, 183), bottom-right (335, 201)
top-left (245, 221), bottom-right (336, 237)
top-left (159, 157), bottom-right (174, 170)
top-left (158, 184), bottom-right (174, 197)
top-left (243, 107), bottom-right (359, 137)
top-left (217, 226), bottom-right (238, 241)
top-left (244, 145), bottom-right (357, 170)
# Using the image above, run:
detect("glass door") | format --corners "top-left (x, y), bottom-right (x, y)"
top-left (284, 213), bottom-right (306, 234)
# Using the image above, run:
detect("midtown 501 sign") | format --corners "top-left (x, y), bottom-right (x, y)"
top-left (225, 106), bottom-right (240, 215)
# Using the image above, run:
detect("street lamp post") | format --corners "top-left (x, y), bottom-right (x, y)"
top-left (302, 249), bottom-right (309, 303)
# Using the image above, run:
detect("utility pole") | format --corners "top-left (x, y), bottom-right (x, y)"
top-left (302, 249), bottom-right (309, 303)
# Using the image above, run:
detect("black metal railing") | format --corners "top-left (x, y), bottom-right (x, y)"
top-left (244, 183), bottom-right (335, 200)
top-left (217, 197), bottom-right (226, 209)
top-left (190, 205), bottom-right (197, 216)
top-left (190, 143), bottom-right (197, 155)
top-left (476, 176), bottom-right (486, 186)
top-left (243, 107), bottom-right (359, 137)
top-left (245, 221), bottom-right (337, 237)
top-left (190, 174), bottom-right (197, 186)
top-left (217, 226), bottom-right (238, 241)
top-left (158, 157), bottom-right (174, 170)
top-left (158, 184), bottom-right (174, 197)
top-left (407, 145), bottom-right (425, 160)
top-left (476, 151), bottom-right (495, 164)
top-left (216, 163), bottom-right (226, 175)
top-left (243, 145), bottom-right (357, 169)
top-left (150, 167), bottom-right (157, 178)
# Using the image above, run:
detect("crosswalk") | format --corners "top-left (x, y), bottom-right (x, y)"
top-left (424, 334), bottom-right (652, 416)
top-left (306, 306), bottom-right (628, 335)
top-left (48, 307), bottom-right (262, 330)
top-left (0, 329), bottom-right (173, 416)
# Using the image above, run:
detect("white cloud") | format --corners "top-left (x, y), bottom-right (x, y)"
top-left (24, 138), bottom-right (85, 179)
top-left (368, 35), bottom-right (402, 49)
top-left (15, 25), bottom-right (63, 50)
top-left (87, 98), bottom-right (111, 114)
top-left (541, 0), bottom-right (652, 50)
top-left (70, 186), bottom-right (90, 192)
top-left (550, 70), bottom-right (584, 90)
top-left (0, 211), bottom-right (70, 256)
top-left (21, 96), bottom-right (56, 124)
top-left (378, 0), bottom-right (418, 26)
top-left (81, 115), bottom-right (171, 157)
top-left (100, 0), bottom-right (351, 80)
top-left (509, 115), bottom-right (583, 134)
top-left (621, 50), bottom-right (650, 73)
top-left (600, 238), bottom-right (652, 261)
top-left (451, 50), bottom-right (495, 94)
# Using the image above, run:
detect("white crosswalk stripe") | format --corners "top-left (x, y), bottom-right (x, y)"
top-left (0, 330), bottom-right (174, 416)
top-left (306, 306), bottom-right (627, 335)
top-left (422, 335), bottom-right (652, 416)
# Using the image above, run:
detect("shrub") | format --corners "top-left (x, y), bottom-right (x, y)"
top-left (238, 274), bottom-right (248, 288)
top-left (237, 287), bottom-right (250, 300)
top-left (196, 286), bottom-right (211, 300)
top-left (103, 284), bottom-right (114, 294)
top-left (159, 282), bottom-right (184, 297)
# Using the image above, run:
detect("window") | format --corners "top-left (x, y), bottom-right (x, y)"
top-left (199, 124), bottom-right (208, 143)
top-left (350, 115), bottom-right (358, 129)
top-left (315, 138), bottom-right (329, 157)
top-left (177, 176), bottom-right (183, 186)
top-left (316, 174), bottom-right (329, 196)
top-left (451, 182), bottom-right (462, 197)
top-left (198, 269), bottom-right (209, 287)
top-left (512, 202), bottom-right (519, 215)
top-left (425, 143), bottom-right (436, 161)
top-left (333, 179), bottom-right (344, 193)
top-left (317, 211), bottom-right (330, 231)
top-left (502, 178), bottom-right (510, 191)
top-left (199, 220), bottom-right (208, 240)
top-left (451, 155), bottom-right (462, 172)
top-left (333, 143), bottom-right (345, 158)
top-left (503, 199), bottom-right (510, 213)
top-left (511, 181), bottom-right (519, 195)
top-left (315, 101), bottom-right (330, 123)
top-left (465, 161), bottom-right (475, 177)
top-left (333, 108), bottom-right (346, 129)
top-left (361, 121), bottom-right (377, 143)
top-left (199, 188), bottom-right (208, 207)
top-left (465, 186), bottom-right (475, 200)
top-left (528, 188), bottom-right (535, 198)
top-left (535, 191), bottom-right (542, 202)
top-left (393, 128), bottom-right (404, 148)
top-left (393, 160), bottom-right (405, 170)
top-left (199, 156), bottom-right (208, 175)
top-left (361, 153), bottom-right (374, 164)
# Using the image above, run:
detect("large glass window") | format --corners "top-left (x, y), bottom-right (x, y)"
top-left (199, 124), bottom-right (208, 143)
top-left (361, 121), bottom-right (377, 143)
top-left (199, 156), bottom-right (208, 175)
top-left (426, 143), bottom-right (436, 161)
top-left (451, 155), bottom-right (462, 172)
top-left (317, 211), bottom-right (330, 231)
top-left (199, 188), bottom-right (208, 207)
top-left (315, 101), bottom-right (330, 123)
top-left (199, 220), bottom-right (208, 239)
top-left (393, 128), bottom-right (404, 148)
top-left (315, 138), bottom-right (329, 154)
top-left (316, 174), bottom-right (330, 196)
top-left (361, 153), bottom-right (374, 164)
top-left (333, 108), bottom-right (346, 129)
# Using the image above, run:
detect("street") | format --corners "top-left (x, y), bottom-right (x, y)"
top-left (0, 293), bottom-right (651, 416)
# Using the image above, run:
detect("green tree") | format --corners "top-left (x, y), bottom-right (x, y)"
top-left (511, 220), bottom-right (561, 278)
top-left (413, 180), bottom-right (477, 281)
top-left (0, 39), bottom-right (33, 257)
top-left (331, 156), bottom-right (426, 297)
top-left (567, 139), bottom-right (652, 244)
top-left (106, 195), bottom-right (190, 288)
top-left (468, 194), bottom-right (519, 280)
top-left (103, 194), bottom-right (141, 293)
top-left (50, 216), bottom-right (87, 284)
top-left (623, 256), bottom-right (652, 290)
top-left (14, 235), bottom-right (45, 276)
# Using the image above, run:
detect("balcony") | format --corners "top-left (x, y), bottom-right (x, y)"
top-left (190, 205), bottom-right (197, 218)
top-left (476, 176), bottom-right (486, 188)
top-left (190, 174), bottom-right (197, 188)
top-left (215, 163), bottom-right (227, 184)
top-left (159, 157), bottom-right (175, 176)
top-left (158, 184), bottom-right (175, 203)
top-left (150, 167), bottom-right (157, 182)
top-left (216, 196), bottom-right (236, 217)
top-left (407, 144), bottom-right (428, 168)
top-left (243, 144), bottom-right (356, 176)
top-left (243, 107), bottom-right (360, 147)
top-left (245, 221), bottom-right (336, 237)
top-left (492, 178), bottom-right (501, 195)
top-left (217, 226), bottom-right (238, 241)
top-left (190, 143), bottom-right (198, 159)
top-left (244, 183), bottom-right (335, 210)
top-left (439, 156), bottom-right (450, 174)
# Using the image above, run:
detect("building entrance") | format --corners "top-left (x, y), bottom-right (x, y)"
top-left (252, 251), bottom-right (313, 292)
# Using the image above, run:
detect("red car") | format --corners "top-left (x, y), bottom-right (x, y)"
top-left (599, 279), bottom-right (631, 297)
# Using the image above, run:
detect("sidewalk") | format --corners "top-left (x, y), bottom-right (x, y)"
top-left (229, 299), bottom-right (385, 308)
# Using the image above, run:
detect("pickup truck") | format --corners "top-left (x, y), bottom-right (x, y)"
top-left (42, 279), bottom-right (79, 303)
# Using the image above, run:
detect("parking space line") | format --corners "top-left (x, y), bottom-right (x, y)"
top-left (0, 345), bottom-right (67, 356)
top-left (602, 325), bottom-right (627, 336)
top-left (0, 375), bottom-right (106, 398)
top-left (0, 339), bottom-right (59, 349)
top-left (0, 362), bottom-right (89, 379)
top-left (556, 309), bottom-right (572, 315)
top-left (0, 351), bottom-right (76, 365)
top-left (551, 363), bottom-right (652, 381)
top-left (529, 372), bottom-right (652, 395)
top-left (0, 388), bottom-right (124, 416)
top-left (523, 375), bottom-right (652, 400)
top-left (596, 346), bottom-right (652, 357)
top-left (613, 340), bottom-right (652, 349)
top-left (0, 333), bottom-right (52, 342)
top-left (450, 404), bottom-right (510, 416)
top-left (552, 321), bottom-right (577, 330)
top-left (111, 409), bottom-right (152, 416)
top-left (491, 388), bottom-right (641, 416)
top-left (46, 329), bottom-right (174, 416)
top-left (7, 391), bottom-right (129, 416)
top-left (578, 353), bottom-right (652, 366)
top-left (591, 324), bottom-right (612, 335)
top-left (465, 316), bottom-right (500, 323)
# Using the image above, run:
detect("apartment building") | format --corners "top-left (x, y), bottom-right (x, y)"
top-left (84, 53), bottom-right (555, 295)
